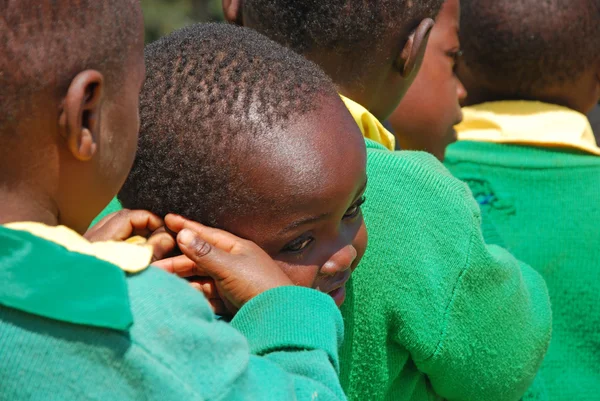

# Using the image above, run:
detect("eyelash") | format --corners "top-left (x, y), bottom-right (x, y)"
top-left (344, 196), bottom-right (366, 219)
top-left (281, 235), bottom-right (314, 254)
top-left (280, 196), bottom-right (366, 254)
top-left (447, 49), bottom-right (463, 72)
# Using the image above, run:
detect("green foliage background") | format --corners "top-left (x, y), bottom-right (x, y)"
top-left (142, 0), bottom-right (224, 43)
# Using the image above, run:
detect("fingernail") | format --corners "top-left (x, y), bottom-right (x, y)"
top-left (179, 229), bottom-right (194, 247)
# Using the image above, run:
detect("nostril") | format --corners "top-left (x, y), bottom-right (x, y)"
top-left (320, 245), bottom-right (357, 275)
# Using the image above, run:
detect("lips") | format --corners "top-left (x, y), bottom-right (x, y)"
top-left (321, 270), bottom-right (352, 295)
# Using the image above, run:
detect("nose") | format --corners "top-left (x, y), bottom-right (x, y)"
top-left (457, 79), bottom-right (468, 102)
top-left (320, 245), bottom-right (358, 276)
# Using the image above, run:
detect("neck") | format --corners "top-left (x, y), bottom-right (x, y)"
top-left (0, 186), bottom-right (58, 228)
top-left (464, 86), bottom-right (590, 114)
top-left (306, 51), bottom-right (383, 119)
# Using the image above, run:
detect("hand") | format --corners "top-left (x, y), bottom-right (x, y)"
top-left (154, 214), bottom-right (293, 314)
top-left (187, 277), bottom-right (230, 316)
top-left (85, 209), bottom-right (176, 262)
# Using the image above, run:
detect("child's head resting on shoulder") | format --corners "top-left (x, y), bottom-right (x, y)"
top-left (389, 0), bottom-right (466, 161)
top-left (0, 0), bottom-right (144, 233)
top-left (457, 0), bottom-right (600, 114)
top-left (118, 23), bottom-right (368, 307)
top-left (222, 0), bottom-right (444, 121)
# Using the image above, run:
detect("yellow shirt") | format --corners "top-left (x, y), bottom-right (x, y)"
top-left (340, 95), bottom-right (396, 151)
top-left (456, 101), bottom-right (600, 155)
top-left (5, 222), bottom-right (152, 273)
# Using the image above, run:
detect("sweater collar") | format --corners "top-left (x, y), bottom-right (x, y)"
top-left (340, 95), bottom-right (396, 151)
top-left (456, 101), bottom-right (600, 156)
top-left (0, 223), bottom-right (152, 330)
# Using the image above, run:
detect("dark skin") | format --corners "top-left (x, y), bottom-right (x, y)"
top-left (389, 0), bottom-right (467, 161)
top-left (0, 25), bottom-right (145, 234)
top-left (458, 54), bottom-right (600, 115)
top-left (223, 0), bottom-right (435, 122)
top-left (1, 4), bottom-right (307, 311)
top-left (155, 95), bottom-right (369, 311)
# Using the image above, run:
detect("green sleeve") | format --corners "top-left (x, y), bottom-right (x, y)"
top-left (125, 274), bottom-right (349, 401)
top-left (1, 268), bottom-right (348, 401)
top-left (228, 286), bottom-right (348, 400)
top-left (365, 149), bottom-right (551, 401)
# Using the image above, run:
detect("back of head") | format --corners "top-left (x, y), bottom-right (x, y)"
top-left (242, 0), bottom-right (444, 83)
top-left (459, 0), bottom-right (600, 110)
top-left (0, 0), bottom-right (141, 131)
top-left (119, 23), bottom-right (339, 228)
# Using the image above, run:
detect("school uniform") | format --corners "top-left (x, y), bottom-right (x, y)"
top-left (0, 223), bottom-right (348, 400)
top-left (339, 98), bottom-right (552, 401)
top-left (445, 101), bottom-right (600, 400)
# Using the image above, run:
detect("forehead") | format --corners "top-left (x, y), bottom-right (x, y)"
top-left (435, 0), bottom-right (460, 34)
top-left (247, 96), bottom-right (367, 212)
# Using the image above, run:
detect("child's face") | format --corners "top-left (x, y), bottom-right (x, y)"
top-left (388, 0), bottom-right (466, 161)
top-left (224, 97), bottom-right (368, 307)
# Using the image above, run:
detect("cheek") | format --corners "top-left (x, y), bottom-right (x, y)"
top-left (275, 261), bottom-right (321, 288)
top-left (352, 219), bottom-right (368, 267)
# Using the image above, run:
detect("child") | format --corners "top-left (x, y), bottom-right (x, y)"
top-left (387, 0), bottom-right (467, 161)
top-left (222, 1), bottom-right (552, 400)
top-left (445, 0), bottom-right (600, 398)
top-left (117, 22), bottom-right (368, 312)
top-left (0, 3), bottom-right (351, 400)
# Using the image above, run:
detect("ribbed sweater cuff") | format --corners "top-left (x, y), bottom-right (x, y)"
top-left (231, 286), bottom-right (343, 370)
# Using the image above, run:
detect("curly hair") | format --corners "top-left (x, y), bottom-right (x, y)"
top-left (460, 0), bottom-right (600, 97)
top-left (243, 0), bottom-right (444, 81)
top-left (118, 23), bottom-right (338, 228)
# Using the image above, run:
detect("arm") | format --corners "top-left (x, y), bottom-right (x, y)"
top-left (366, 148), bottom-right (551, 401)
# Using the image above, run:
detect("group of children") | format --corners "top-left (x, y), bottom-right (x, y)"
top-left (0, 0), bottom-right (597, 400)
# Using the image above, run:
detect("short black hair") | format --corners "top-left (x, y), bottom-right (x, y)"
top-left (118, 23), bottom-right (337, 228)
top-left (243, 0), bottom-right (444, 81)
top-left (0, 0), bottom-right (142, 129)
top-left (460, 0), bottom-right (600, 96)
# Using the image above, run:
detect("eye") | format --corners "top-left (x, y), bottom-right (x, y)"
top-left (281, 235), bottom-right (314, 254)
top-left (447, 49), bottom-right (463, 73)
top-left (343, 196), bottom-right (366, 219)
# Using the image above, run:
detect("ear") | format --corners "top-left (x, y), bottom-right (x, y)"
top-left (222, 0), bottom-right (244, 25)
top-left (395, 18), bottom-right (435, 78)
top-left (58, 70), bottom-right (104, 162)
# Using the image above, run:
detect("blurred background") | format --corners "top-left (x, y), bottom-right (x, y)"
top-left (143, 0), bottom-right (224, 43)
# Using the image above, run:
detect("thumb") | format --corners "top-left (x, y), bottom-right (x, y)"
top-left (178, 229), bottom-right (230, 280)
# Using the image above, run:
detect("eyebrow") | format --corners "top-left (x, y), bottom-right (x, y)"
top-left (278, 177), bottom-right (368, 235)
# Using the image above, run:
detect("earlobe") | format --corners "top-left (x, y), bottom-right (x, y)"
top-left (395, 18), bottom-right (435, 78)
top-left (58, 70), bottom-right (104, 162)
top-left (222, 0), bottom-right (244, 25)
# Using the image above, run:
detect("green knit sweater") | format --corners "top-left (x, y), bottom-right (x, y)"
top-left (339, 139), bottom-right (552, 401)
top-left (445, 140), bottom-right (600, 400)
top-left (0, 225), bottom-right (348, 401)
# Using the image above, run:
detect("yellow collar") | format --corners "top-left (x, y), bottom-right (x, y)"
top-left (456, 101), bottom-right (600, 155)
top-left (340, 95), bottom-right (396, 151)
top-left (5, 222), bottom-right (152, 273)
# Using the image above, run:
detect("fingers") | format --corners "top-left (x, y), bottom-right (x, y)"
top-left (165, 215), bottom-right (240, 253)
top-left (188, 280), bottom-right (232, 316)
top-left (85, 210), bottom-right (164, 242)
top-left (188, 278), bottom-right (219, 298)
top-left (147, 230), bottom-right (177, 262)
top-left (153, 254), bottom-right (209, 276)
top-left (176, 229), bottom-right (240, 280)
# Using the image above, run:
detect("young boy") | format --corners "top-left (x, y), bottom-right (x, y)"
top-left (222, 1), bottom-right (552, 400)
top-left (445, 0), bottom-right (600, 398)
top-left (117, 22), bottom-right (368, 313)
top-left (0, 3), bottom-right (351, 400)
top-left (387, 0), bottom-right (467, 161)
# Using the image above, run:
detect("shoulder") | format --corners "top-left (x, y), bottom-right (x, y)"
top-left (364, 145), bottom-right (478, 218)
